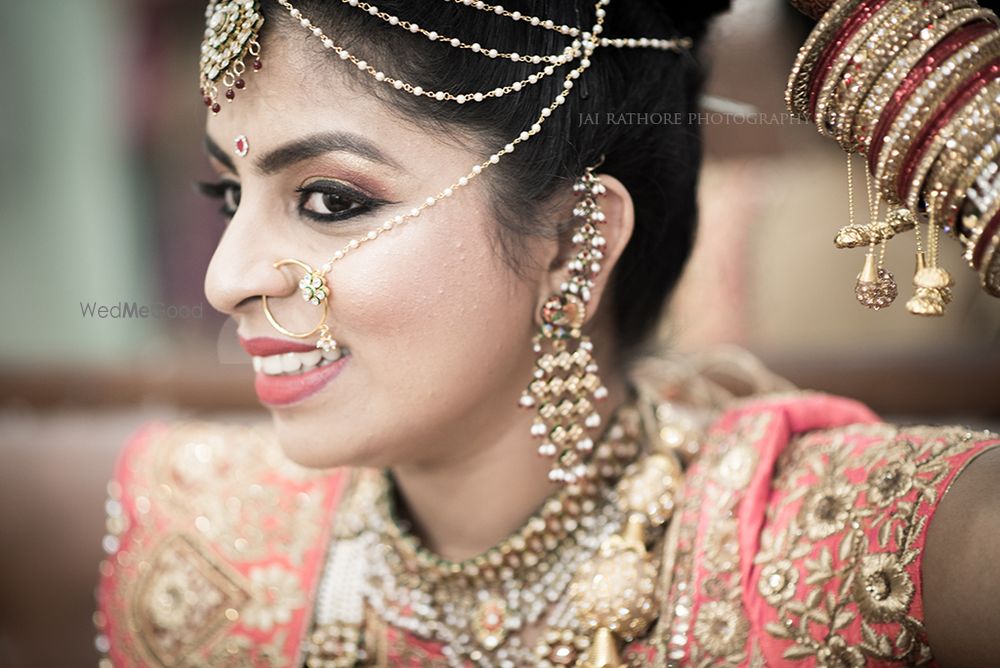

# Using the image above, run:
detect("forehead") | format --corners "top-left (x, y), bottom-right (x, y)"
top-left (204, 31), bottom-right (468, 170)
top-left (207, 34), bottom-right (385, 139)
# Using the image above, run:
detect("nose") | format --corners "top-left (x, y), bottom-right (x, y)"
top-left (203, 202), bottom-right (291, 321)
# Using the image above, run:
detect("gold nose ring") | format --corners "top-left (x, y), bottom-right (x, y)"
top-left (261, 258), bottom-right (330, 338)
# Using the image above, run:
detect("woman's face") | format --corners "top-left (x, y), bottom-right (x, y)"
top-left (203, 32), bottom-right (560, 469)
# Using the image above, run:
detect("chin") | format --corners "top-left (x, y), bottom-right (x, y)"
top-left (269, 412), bottom-right (369, 470)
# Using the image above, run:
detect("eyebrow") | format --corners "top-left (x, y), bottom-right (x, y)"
top-left (205, 135), bottom-right (236, 172)
top-left (204, 130), bottom-right (406, 176)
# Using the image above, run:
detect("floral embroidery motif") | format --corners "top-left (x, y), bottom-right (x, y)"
top-left (692, 600), bottom-right (750, 656)
top-left (814, 634), bottom-right (865, 667)
top-left (866, 457), bottom-right (916, 507)
top-left (758, 560), bottom-right (798, 606)
top-left (852, 552), bottom-right (914, 624)
top-left (798, 481), bottom-right (856, 541)
top-left (755, 424), bottom-right (999, 665)
top-left (242, 564), bottom-right (306, 632)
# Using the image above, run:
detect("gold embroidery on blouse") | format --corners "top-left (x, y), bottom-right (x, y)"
top-left (756, 424), bottom-right (992, 665)
top-left (134, 533), bottom-right (250, 665)
top-left (97, 422), bottom-right (334, 667)
top-left (653, 411), bottom-right (767, 666)
top-left (147, 423), bottom-right (326, 564)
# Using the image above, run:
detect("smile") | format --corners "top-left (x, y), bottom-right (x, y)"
top-left (252, 347), bottom-right (346, 375)
top-left (240, 336), bottom-right (351, 406)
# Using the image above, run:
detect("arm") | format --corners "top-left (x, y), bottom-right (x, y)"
top-left (923, 446), bottom-right (1000, 666)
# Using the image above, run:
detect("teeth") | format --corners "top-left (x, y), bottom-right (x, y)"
top-left (300, 349), bottom-right (322, 367)
top-left (281, 352), bottom-right (302, 373)
top-left (252, 347), bottom-right (349, 376)
top-left (262, 355), bottom-right (284, 375)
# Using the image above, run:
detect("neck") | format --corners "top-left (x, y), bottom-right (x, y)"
top-left (388, 338), bottom-right (629, 562)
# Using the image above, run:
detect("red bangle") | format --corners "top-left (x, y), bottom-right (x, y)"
top-left (808, 0), bottom-right (890, 119)
top-left (867, 19), bottom-right (994, 174)
top-left (897, 58), bottom-right (1000, 201)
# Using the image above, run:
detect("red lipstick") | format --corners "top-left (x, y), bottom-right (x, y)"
top-left (239, 336), bottom-right (350, 406)
top-left (240, 336), bottom-right (317, 356)
top-left (253, 355), bottom-right (349, 406)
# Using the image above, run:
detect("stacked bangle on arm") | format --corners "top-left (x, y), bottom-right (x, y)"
top-left (787, 0), bottom-right (1000, 309)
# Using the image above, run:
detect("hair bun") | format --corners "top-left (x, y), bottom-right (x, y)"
top-left (658, 1), bottom-right (732, 44)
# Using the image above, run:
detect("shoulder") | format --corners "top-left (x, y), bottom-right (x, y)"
top-left (94, 420), bottom-right (351, 667)
top-left (657, 389), bottom-right (1000, 665)
top-left (922, 433), bottom-right (1000, 666)
top-left (748, 415), bottom-right (1000, 665)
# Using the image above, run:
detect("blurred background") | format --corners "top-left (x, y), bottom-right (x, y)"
top-left (1, 0), bottom-right (998, 666)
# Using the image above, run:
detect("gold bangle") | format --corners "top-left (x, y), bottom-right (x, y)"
top-left (874, 30), bottom-right (1000, 202)
top-left (836, 1), bottom-right (961, 150)
top-left (814, 0), bottom-right (919, 141)
top-left (926, 89), bottom-right (1000, 231)
top-left (853, 5), bottom-right (992, 152)
top-left (948, 133), bottom-right (1000, 251)
top-left (971, 191), bottom-right (1000, 295)
top-left (786, 0), bottom-right (869, 119)
top-left (926, 108), bottom-right (1000, 222)
top-left (906, 79), bottom-right (1000, 214)
top-left (828, 0), bottom-right (945, 150)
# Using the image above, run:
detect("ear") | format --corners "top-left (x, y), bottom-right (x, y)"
top-left (534, 173), bottom-right (635, 327)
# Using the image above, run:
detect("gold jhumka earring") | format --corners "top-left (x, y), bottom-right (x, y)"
top-left (519, 166), bottom-right (611, 485)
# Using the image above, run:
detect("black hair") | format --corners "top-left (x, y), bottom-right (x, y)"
top-left (260, 0), bottom-right (731, 359)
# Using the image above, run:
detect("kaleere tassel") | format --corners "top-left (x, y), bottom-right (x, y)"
top-left (907, 192), bottom-right (954, 316)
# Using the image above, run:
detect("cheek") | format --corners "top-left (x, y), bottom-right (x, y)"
top-left (333, 209), bottom-right (537, 387)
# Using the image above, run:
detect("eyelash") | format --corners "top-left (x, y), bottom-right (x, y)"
top-left (295, 179), bottom-right (381, 223)
top-left (197, 180), bottom-right (241, 218)
top-left (196, 179), bottom-right (384, 223)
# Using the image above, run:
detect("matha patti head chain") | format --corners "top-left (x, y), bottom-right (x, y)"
top-left (200, 0), bottom-right (694, 484)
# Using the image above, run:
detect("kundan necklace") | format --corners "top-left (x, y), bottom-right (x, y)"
top-left (303, 399), bottom-right (684, 667)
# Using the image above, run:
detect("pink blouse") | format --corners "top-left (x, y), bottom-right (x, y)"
top-left (95, 392), bottom-right (1000, 666)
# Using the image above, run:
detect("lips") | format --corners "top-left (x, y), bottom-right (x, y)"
top-left (239, 336), bottom-right (318, 356)
top-left (253, 353), bottom-right (350, 406)
top-left (240, 336), bottom-right (351, 406)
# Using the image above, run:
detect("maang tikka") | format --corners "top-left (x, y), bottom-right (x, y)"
top-left (519, 166), bottom-right (610, 485)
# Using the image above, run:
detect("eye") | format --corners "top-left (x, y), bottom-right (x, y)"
top-left (197, 180), bottom-right (241, 218)
top-left (303, 191), bottom-right (353, 215)
top-left (296, 179), bottom-right (379, 223)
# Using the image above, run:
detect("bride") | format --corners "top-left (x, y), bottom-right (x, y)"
top-left (95, 1), bottom-right (1000, 666)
